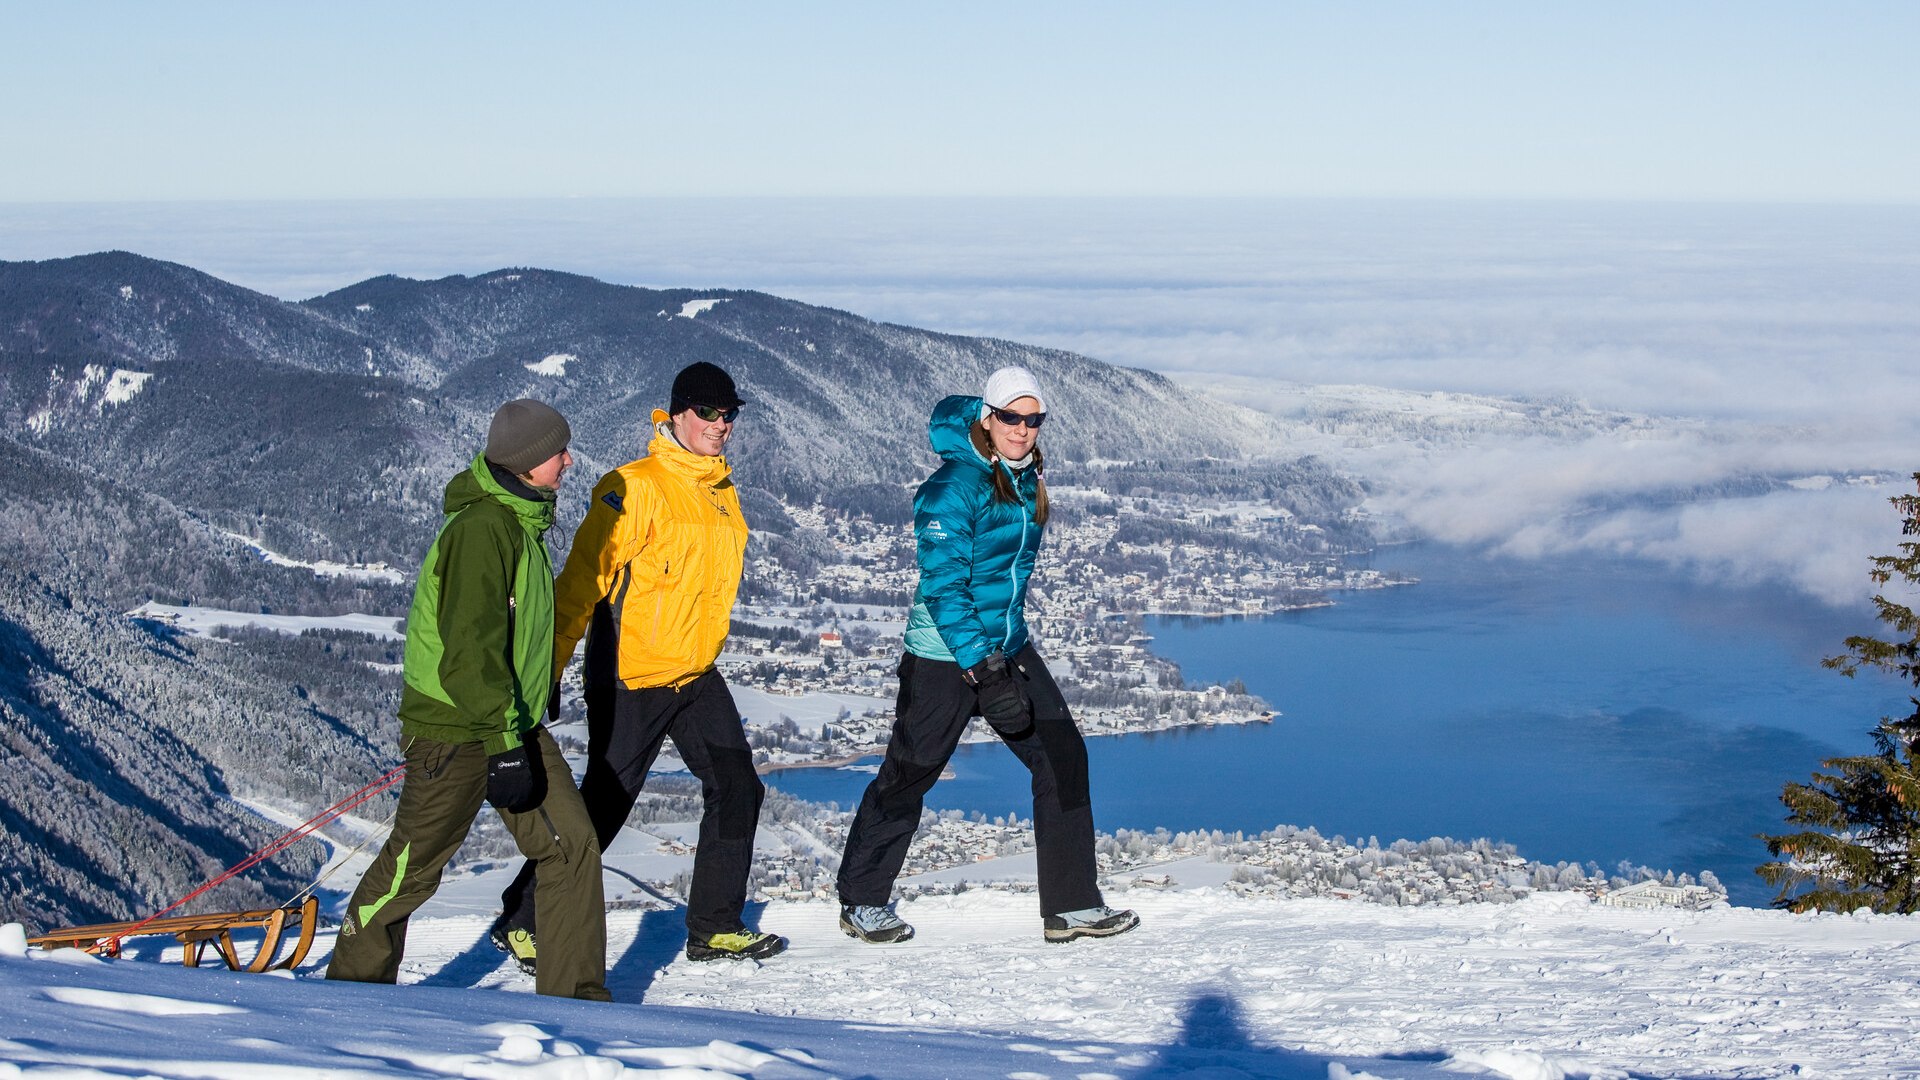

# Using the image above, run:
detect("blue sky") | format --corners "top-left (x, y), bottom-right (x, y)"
top-left (2, 1), bottom-right (1914, 202)
top-left (1, 4), bottom-right (1916, 607)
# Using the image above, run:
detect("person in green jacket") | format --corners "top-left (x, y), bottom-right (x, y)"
top-left (327, 399), bottom-right (610, 1002)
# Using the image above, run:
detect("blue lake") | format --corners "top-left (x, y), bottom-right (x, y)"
top-left (765, 546), bottom-right (1907, 906)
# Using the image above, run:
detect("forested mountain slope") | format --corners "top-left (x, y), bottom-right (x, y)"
top-left (0, 251), bottom-right (1359, 929)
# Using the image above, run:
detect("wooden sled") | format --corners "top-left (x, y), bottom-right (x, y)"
top-left (28, 896), bottom-right (321, 973)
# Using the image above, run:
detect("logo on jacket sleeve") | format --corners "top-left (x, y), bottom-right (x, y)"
top-left (601, 491), bottom-right (625, 513)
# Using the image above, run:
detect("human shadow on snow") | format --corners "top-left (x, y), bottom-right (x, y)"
top-left (605, 898), bottom-right (778, 1000)
top-left (606, 906), bottom-right (688, 999)
top-left (1123, 990), bottom-right (1447, 1080)
top-left (415, 924), bottom-right (511, 990)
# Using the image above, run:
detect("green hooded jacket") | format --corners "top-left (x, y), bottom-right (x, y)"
top-left (398, 454), bottom-right (557, 755)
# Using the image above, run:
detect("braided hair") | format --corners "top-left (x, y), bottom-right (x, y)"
top-left (969, 421), bottom-right (1050, 527)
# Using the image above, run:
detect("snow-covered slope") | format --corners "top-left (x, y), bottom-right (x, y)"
top-left (6, 885), bottom-right (1918, 1079)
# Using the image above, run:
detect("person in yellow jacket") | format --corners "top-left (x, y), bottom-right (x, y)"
top-left (491, 362), bottom-right (787, 966)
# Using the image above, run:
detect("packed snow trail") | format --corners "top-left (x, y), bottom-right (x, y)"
top-left (9, 886), bottom-right (1920, 1077)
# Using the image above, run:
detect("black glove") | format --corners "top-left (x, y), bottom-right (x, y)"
top-left (486, 743), bottom-right (546, 814)
top-left (965, 653), bottom-right (1034, 739)
top-left (546, 682), bottom-right (562, 724)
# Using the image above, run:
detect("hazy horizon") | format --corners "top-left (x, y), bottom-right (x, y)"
top-left (3, 195), bottom-right (1914, 607)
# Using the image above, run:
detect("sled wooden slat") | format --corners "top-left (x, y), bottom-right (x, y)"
top-left (28, 897), bottom-right (321, 972)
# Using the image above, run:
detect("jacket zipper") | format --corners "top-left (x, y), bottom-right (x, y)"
top-left (654, 560), bottom-right (668, 681)
top-left (1006, 467), bottom-right (1030, 651)
top-left (537, 806), bottom-right (568, 863)
top-left (505, 594), bottom-right (519, 722)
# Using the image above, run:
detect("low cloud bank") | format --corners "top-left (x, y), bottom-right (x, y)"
top-left (1372, 428), bottom-right (1911, 608)
top-left (1192, 375), bottom-right (1914, 609)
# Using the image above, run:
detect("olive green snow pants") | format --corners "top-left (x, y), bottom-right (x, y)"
top-left (326, 727), bottom-right (609, 1000)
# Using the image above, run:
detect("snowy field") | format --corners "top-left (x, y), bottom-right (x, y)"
top-left (214, 529), bottom-right (405, 584)
top-left (8, 865), bottom-right (1920, 1078)
top-left (128, 601), bottom-right (405, 641)
top-left (727, 685), bottom-right (892, 739)
top-left (28, 735), bottom-right (1919, 1077)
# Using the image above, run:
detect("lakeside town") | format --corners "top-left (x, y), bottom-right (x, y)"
top-left (133, 481), bottom-right (1725, 913)
top-left (688, 487), bottom-right (1409, 770)
top-left (188, 476), bottom-right (1724, 912)
top-left (530, 482), bottom-right (1728, 914)
top-left (543, 491), bottom-right (1720, 912)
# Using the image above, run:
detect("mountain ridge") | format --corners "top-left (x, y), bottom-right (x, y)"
top-left (0, 249), bottom-right (1351, 930)
top-left (5, 250), bottom-right (1291, 560)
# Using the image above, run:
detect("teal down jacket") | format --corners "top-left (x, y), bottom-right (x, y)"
top-left (903, 395), bottom-right (1043, 669)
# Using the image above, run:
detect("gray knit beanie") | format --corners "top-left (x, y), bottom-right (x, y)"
top-left (485, 399), bottom-right (572, 474)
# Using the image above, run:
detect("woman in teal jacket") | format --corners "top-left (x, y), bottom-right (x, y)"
top-left (836, 367), bottom-right (1139, 945)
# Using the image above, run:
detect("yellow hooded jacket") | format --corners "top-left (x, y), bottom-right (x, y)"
top-left (552, 410), bottom-right (748, 689)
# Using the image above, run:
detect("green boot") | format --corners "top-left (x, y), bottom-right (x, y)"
top-left (686, 928), bottom-right (787, 962)
top-left (489, 917), bottom-right (537, 975)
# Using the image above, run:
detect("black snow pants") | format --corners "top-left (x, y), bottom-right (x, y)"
top-left (837, 644), bottom-right (1105, 917)
top-left (500, 617), bottom-right (765, 940)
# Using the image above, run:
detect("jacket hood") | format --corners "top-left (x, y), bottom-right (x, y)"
top-left (927, 395), bottom-right (991, 472)
top-left (445, 453), bottom-right (556, 533)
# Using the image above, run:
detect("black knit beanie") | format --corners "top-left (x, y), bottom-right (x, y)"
top-left (669, 362), bottom-right (744, 412)
top-left (485, 399), bottom-right (571, 474)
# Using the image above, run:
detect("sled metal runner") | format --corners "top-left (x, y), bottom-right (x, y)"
top-left (27, 897), bottom-right (321, 973)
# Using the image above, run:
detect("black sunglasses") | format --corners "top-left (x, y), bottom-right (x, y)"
top-left (989, 407), bottom-right (1047, 429)
top-left (689, 404), bottom-right (741, 423)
